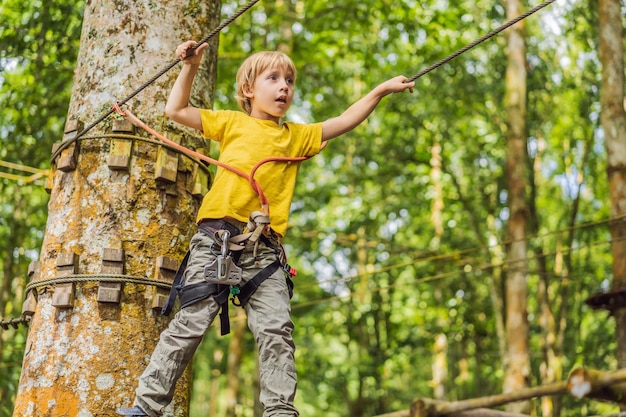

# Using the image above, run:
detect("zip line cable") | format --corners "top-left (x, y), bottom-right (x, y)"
top-left (44, 0), bottom-right (559, 206)
top-left (104, 0), bottom-right (556, 210)
top-left (405, 0), bottom-right (556, 83)
top-left (49, 0), bottom-right (260, 163)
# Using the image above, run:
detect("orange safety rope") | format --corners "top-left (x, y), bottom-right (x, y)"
top-left (113, 103), bottom-right (327, 216)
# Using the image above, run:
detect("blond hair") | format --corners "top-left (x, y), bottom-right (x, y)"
top-left (236, 51), bottom-right (297, 115)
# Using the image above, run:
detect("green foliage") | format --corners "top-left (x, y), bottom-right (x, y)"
top-left (208, 1), bottom-right (620, 416)
top-left (0, 0), bottom-right (84, 413)
top-left (0, 0), bottom-right (622, 417)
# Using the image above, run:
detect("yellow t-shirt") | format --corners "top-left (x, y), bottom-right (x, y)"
top-left (197, 109), bottom-right (323, 237)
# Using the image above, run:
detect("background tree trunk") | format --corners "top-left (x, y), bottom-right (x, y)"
top-left (12, 0), bottom-right (219, 415)
top-left (502, 0), bottom-right (531, 413)
top-left (599, 0), bottom-right (626, 369)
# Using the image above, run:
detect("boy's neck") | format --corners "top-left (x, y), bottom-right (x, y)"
top-left (249, 110), bottom-right (281, 125)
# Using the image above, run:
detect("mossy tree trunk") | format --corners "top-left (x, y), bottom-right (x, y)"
top-left (12, 0), bottom-right (220, 415)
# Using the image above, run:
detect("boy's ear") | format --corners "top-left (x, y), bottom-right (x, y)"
top-left (242, 82), bottom-right (254, 98)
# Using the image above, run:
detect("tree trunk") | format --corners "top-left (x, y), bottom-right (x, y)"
top-left (430, 137), bottom-right (444, 249)
top-left (599, 0), bottom-right (626, 370)
top-left (12, 0), bottom-right (219, 415)
top-left (502, 0), bottom-right (530, 413)
top-left (432, 334), bottom-right (448, 401)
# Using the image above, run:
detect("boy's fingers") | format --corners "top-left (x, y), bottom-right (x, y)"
top-left (183, 43), bottom-right (208, 60)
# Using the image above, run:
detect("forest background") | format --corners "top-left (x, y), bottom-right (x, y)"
top-left (1, 0), bottom-right (625, 417)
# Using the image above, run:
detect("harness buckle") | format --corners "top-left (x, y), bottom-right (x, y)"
top-left (247, 211), bottom-right (270, 243)
top-left (204, 231), bottom-right (243, 286)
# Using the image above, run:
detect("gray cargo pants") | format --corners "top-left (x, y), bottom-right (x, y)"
top-left (133, 219), bottom-right (297, 417)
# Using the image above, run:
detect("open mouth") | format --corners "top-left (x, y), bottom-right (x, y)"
top-left (276, 97), bottom-right (287, 103)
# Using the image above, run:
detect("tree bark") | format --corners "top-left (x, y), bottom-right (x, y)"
top-left (432, 334), bottom-right (448, 401)
top-left (502, 0), bottom-right (531, 413)
top-left (411, 382), bottom-right (567, 417)
top-left (599, 0), bottom-right (626, 370)
top-left (12, 0), bottom-right (220, 415)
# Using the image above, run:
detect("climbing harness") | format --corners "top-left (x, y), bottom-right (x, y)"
top-left (113, 99), bottom-right (313, 336)
top-left (161, 218), bottom-right (295, 336)
top-left (205, 230), bottom-right (244, 286)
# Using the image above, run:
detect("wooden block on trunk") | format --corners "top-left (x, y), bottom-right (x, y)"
top-left (155, 146), bottom-right (178, 183)
top-left (53, 253), bottom-right (78, 308)
top-left (52, 283), bottom-right (75, 308)
top-left (152, 256), bottom-right (178, 310)
top-left (57, 121), bottom-right (84, 172)
top-left (98, 248), bottom-right (125, 303)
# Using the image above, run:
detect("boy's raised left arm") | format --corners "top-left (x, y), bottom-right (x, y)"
top-left (165, 41), bottom-right (209, 132)
top-left (321, 75), bottom-right (415, 142)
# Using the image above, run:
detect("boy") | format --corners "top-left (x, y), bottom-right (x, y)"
top-left (117, 41), bottom-right (414, 417)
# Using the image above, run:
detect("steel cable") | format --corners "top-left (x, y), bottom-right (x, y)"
top-left (405, 0), bottom-right (556, 83)
top-left (50, 0), bottom-right (260, 162)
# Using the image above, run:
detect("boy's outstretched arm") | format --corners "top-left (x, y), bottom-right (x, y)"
top-left (165, 41), bottom-right (209, 132)
top-left (321, 76), bottom-right (415, 142)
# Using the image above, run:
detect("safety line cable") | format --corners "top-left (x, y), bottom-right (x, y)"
top-left (50, 0), bottom-right (260, 163)
top-left (405, 0), bottom-right (556, 83)
top-left (65, 132), bottom-right (214, 176)
top-left (0, 223), bottom-right (616, 329)
top-left (24, 273), bottom-right (173, 292)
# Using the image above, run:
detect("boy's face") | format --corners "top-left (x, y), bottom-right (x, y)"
top-left (246, 65), bottom-right (295, 122)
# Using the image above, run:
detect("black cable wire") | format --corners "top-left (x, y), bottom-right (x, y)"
top-left (51, 0), bottom-right (557, 159)
top-left (405, 0), bottom-right (556, 83)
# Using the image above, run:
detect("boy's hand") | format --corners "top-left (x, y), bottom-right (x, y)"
top-left (383, 75), bottom-right (415, 95)
top-left (176, 41), bottom-right (209, 65)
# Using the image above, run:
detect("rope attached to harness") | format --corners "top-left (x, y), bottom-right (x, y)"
top-left (115, 105), bottom-right (327, 216)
